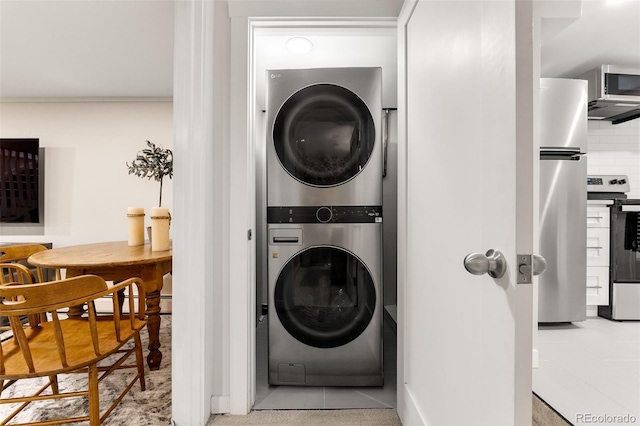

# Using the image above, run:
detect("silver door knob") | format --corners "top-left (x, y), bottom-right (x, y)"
top-left (463, 249), bottom-right (506, 279)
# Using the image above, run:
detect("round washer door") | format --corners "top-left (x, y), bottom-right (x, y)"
top-left (273, 84), bottom-right (376, 187)
top-left (274, 246), bottom-right (376, 349)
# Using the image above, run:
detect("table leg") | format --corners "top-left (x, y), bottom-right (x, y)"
top-left (67, 305), bottom-right (85, 318)
top-left (116, 287), bottom-right (126, 315)
top-left (65, 269), bottom-right (86, 318)
top-left (145, 289), bottom-right (163, 370)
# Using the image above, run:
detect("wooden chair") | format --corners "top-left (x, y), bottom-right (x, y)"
top-left (0, 243), bottom-right (61, 282)
top-left (0, 263), bottom-right (41, 330)
top-left (0, 274), bottom-right (147, 426)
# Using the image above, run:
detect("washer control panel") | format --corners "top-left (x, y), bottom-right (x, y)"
top-left (267, 206), bottom-right (383, 224)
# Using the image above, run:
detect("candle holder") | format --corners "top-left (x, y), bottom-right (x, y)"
top-left (127, 207), bottom-right (145, 246)
top-left (150, 207), bottom-right (171, 251)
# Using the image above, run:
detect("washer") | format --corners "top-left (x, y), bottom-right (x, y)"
top-left (267, 206), bottom-right (383, 386)
top-left (266, 67), bottom-right (382, 207)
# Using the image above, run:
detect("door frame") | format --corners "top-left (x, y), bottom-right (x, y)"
top-left (395, 1), bottom-right (418, 422)
top-left (231, 17), bottom-right (400, 413)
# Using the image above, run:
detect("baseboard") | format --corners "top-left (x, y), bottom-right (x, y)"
top-left (211, 396), bottom-right (230, 414)
top-left (398, 383), bottom-right (426, 426)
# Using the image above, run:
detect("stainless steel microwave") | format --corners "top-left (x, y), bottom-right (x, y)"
top-left (577, 64), bottom-right (640, 124)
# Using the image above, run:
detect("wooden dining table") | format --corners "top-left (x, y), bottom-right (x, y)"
top-left (28, 241), bottom-right (172, 370)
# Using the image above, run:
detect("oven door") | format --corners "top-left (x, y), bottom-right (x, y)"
top-left (612, 206), bottom-right (640, 282)
top-left (611, 205), bottom-right (640, 319)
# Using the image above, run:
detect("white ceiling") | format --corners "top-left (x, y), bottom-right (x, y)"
top-left (254, 26), bottom-right (398, 109)
top-left (540, 0), bottom-right (640, 78)
top-left (0, 0), bottom-right (175, 98)
top-left (0, 0), bottom-right (638, 99)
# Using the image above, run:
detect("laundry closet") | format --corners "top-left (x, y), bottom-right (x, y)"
top-left (252, 25), bottom-right (399, 409)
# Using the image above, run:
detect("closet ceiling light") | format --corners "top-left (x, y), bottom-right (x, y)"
top-left (286, 37), bottom-right (313, 54)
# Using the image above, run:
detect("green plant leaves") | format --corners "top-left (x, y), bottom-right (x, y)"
top-left (126, 140), bottom-right (173, 182)
top-left (126, 140), bottom-right (173, 206)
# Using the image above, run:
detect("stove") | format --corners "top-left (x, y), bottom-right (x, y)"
top-left (587, 175), bottom-right (640, 320)
top-left (587, 174), bottom-right (629, 200)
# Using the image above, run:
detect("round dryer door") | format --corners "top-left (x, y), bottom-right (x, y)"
top-left (274, 246), bottom-right (376, 348)
top-left (273, 84), bottom-right (376, 187)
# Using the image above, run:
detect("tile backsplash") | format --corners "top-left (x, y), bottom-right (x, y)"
top-left (587, 119), bottom-right (640, 198)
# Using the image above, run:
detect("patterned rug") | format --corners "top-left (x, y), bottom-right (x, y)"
top-left (0, 315), bottom-right (172, 425)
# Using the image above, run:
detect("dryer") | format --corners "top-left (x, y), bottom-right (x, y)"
top-left (267, 206), bottom-right (383, 386)
top-left (266, 67), bottom-right (382, 207)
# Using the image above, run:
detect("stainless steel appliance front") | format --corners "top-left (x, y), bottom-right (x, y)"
top-left (538, 78), bottom-right (588, 323)
top-left (266, 67), bottom-right (382, 206)
top-left (267, 222), bottom-right (383, 386)
top-left (601, 200), bottom-right (640, 320)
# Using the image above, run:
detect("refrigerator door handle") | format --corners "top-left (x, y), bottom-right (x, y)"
top-left (540, 146), bottom-right (584, 154)
top-left (540, 147), bottom-right (586, 161)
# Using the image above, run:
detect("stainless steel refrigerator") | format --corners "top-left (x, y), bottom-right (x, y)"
top-left (538, 78), bottom-right (588, 323)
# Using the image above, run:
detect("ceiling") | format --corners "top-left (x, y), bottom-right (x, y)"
top-left (0, 0), bottom-right (175, 98)
top-left (0, 0), bottom-right (638, 99)
top-left (254, 26), bottom-right (398, 109)
top-left (540, 0), bottom-right (640, 78)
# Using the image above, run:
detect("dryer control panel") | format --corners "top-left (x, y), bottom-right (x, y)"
top-left (267, 206), bottom-right (382, 224)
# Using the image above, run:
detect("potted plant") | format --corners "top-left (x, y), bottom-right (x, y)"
top-left (126, 140), bottom-right (173, 207)
top-left (127, 141), bottom-right (173, 251)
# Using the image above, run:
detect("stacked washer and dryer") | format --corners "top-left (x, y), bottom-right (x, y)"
top-left (266, 67), bottom-right (384, 387)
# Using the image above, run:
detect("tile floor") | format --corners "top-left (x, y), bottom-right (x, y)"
top-left (534, 317), bottom-right (640, 425)
top-left (253, 314), bottom-right (397, 410)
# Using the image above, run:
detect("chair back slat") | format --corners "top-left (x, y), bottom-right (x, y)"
top-left (0, 339), bottom-right (4, 375)
top-left (112, 293), bottom-right (122, 342)
top-left (86, 302), bottom-right (101, 356)
top-left (50, 310), bottom-right (69, 368)
top-left (8, 316), bottom-right (35, 373)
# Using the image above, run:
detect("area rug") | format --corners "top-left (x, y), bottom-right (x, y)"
top-left (0, 315), bottom-right (172, 425)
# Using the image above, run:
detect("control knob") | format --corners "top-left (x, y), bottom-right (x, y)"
top-left (316, 207), bottom-right (333, 223)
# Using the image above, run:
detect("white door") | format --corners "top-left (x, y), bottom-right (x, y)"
top-left (397, 1), bottom-right (535, 425)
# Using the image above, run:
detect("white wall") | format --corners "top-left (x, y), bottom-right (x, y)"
top-left (172, 0), bottom-right (231, 422)
top-left (0, 100), bottom-right (174, 246)
top-left (587, 119), bottom-right (640, 197)
top-left (0, 100), bottom-right (174, 309)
